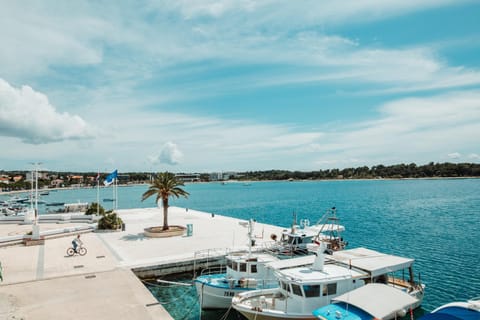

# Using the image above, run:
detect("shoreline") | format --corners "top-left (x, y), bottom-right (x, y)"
top-left (1, 176), bottom-right (479, 196)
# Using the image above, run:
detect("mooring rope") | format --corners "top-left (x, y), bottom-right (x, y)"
top-left (219, 305), bottom-right (233, 320)
top-left (180, 291), bottom-right (202, 320)
top-left (142, 279), bottom-right (195, 305)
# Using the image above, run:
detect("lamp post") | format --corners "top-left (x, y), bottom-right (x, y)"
top-left (29, 162), bottom-right (42, 239)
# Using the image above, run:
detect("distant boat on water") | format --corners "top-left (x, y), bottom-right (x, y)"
top-left (103, 198), bottom-right (115, 202)
top-left (46, 202), bottom-right (65, 206)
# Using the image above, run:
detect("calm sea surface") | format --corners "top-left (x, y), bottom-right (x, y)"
top-left (4, 179), bottom-right (479, 319)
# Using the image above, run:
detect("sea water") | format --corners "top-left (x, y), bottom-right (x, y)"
top-left (4, 179), bottom-right (479, 318)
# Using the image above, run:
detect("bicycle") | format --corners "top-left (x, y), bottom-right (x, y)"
top-left (66, 245), bottom-right (87, 256)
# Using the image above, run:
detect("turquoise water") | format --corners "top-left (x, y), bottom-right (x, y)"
top-left (4, 179), bottom-right (479, 318)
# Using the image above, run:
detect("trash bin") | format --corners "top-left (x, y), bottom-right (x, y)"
top-left (186, 224), bottom-right (193, 237)
top-left (121, 223), bottom-right (126, 231)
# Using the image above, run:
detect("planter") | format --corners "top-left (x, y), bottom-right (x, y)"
top-left (144, 225), bottom-right (186, 238)
top-left (23, 237), bottom-right (45, 246)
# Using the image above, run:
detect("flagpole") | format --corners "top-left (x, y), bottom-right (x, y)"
top-left (112, 177), bottom-right (115, 211)
top-left (115, 177), bottom-right (118, 210)
top-left (96, 170), bottom-right (100, 216)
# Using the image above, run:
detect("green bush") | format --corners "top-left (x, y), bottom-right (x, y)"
top-left (98, 211), bottom-right (123, 230)
top-left (85, 202), bottom-right (105, 215)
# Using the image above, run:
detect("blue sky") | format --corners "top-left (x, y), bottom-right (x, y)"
top-left (1, 1), bottom-right (479, 173)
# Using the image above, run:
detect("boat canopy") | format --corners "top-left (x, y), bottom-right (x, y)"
top-left (307, 223), bottom-right (346, 233)
top-left (329, 247), bottom-right (414, 277)
top-left (332, 283), bottom-right (418, 319)
top-left (264, 255), bottom-right (315, 270)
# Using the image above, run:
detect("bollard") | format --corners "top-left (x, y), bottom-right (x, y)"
top-left (187, 224), bottom-right (193, 236)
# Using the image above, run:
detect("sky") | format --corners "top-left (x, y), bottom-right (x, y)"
top-left (1, 1), bottom-right (479, 173)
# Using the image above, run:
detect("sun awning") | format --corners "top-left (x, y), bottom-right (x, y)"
top-left (264, 255), bottom-right (315, 270)
top-left (333, 283), bottom-right (418, 319)
top-left (330, 247), bottom-right (414, 277)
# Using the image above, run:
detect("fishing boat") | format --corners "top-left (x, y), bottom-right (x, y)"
top-left (194, 218), bottom-right (322, 309)
top-left (312, 283), bottom-right (419, 320)
top-left (232, 245), bottom-right (424, 320)
top-left (194, 220), bottom-right (281, 309)
top-left (327, 247), bottom-right (425, 309)
top-left (419, 297), bottom-right (480, 320)
top-left (270, 207), bottom-right (347, 255)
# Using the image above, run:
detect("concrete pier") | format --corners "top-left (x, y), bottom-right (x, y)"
top-left (0, 207), bottom-right (285, 319)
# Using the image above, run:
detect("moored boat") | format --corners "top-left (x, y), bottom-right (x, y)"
top-left (232, 245), bottom-right (424, 320)
top-left (419, 297), bottom-right (480, 320)
top-left (270, 207), bottom-right (347, 255)
top-left (312, 283), bottom-right (419, 320)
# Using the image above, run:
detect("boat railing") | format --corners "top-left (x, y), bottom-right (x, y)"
top-left (199, 265), bottom-right (227, 276)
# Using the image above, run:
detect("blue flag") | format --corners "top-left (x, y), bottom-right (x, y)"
top-left (104, 170), bottom-right (118, 186)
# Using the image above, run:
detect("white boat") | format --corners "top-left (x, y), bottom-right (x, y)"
top-left (195, 251), bottom-right (280, 309)
top-left (312, 283), bottom-right (419, 320)
top-left (232, 245), bottom-right (424, 320)
top-left (194, 219), bottom-right (319, 309)
top-left (232, 244), bottom-right (366, 320)
top-left (419, 297), bottom-right (480, 320)
top-left (270, 207), bottom-right (347, 255)
top-left (326, 247), bottom-right (425, 309)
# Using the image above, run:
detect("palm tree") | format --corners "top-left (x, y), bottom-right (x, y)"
top-left (141, 172), bottom-right (189, 230)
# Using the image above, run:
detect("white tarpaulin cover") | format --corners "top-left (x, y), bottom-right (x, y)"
top-left (265, 255), bottom-right (315, 270)
top-left (330, 247), bottom-right (414, 277)
top-left (333, 283), bottom-right (418, 319)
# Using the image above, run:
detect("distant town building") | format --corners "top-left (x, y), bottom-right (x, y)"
top-left (209, 172), bottom-right (223, 181)
top-left (26, 172), bottom-right (48, 181)
top-left (175, 173), bottom-right (200, 182)
top-left (51, 179), bottom-right (64, 188)
top-left (0, 176), bottom-right (10, 184)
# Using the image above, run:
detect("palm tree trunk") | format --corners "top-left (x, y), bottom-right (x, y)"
top-left (162, 198), bottom-right (169, 230)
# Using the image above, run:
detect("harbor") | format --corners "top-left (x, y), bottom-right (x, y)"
top-left (1, 178), bottom-right (479, 319)
top-left (0, 206), bottom-right (285, 319)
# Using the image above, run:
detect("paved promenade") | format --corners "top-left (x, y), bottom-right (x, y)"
top-left (0, 207), bottom-right (285, 319)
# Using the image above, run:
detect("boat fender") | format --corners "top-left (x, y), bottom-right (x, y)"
top-left (396, 309), bottom-right (407, 318)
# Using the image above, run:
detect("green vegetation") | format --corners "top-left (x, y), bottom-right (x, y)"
top-left (1, 162), bottom-right (479, 192)
top-left (85, 202), bottom-right (105, 215)
top-left (97, 210), bottom-right (123, 230)
top-left (141, 172), bottom-right (190, 230)
top-left (239, 162), bottom-right (480, 181)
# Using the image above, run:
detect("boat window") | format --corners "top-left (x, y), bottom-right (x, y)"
top-left (240, 263), bottom-right (247, 272)
top-left (281, 281), bottom-right (291, 293)
top-left (291, 283), bottom-right (303, 296)
top-left (227, 259), bottom-right (233, 269)
top-left (303, 284), bottom-right (320, 297)
top-left (232, 261), bottom-right (238, 271)
top-left (322, 283), bottom-right (337, 296)
top-left (251, 264), bottom-right (257, 273)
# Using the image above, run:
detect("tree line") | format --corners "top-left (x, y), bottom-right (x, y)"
top-left (239, 162), bottom-right (480, 180)
top-left (1, 163), bottom-right (479, 192)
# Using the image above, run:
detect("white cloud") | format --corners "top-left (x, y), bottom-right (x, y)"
top-left (149, 142), bottom-right (184, 166)
top-left (448, 152), bottom-right (461, 159)
top-left (0, 78), bottom-right (94, 144)
top-left (468, 153), bottom-right (480, 160)
top-left (1, 1), bottom-right (479, 96)
top-left (308, 90), bottom-right (480, 168)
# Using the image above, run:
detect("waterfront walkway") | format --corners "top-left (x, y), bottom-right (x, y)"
top-left (0, 207), bottom-right (285, 319)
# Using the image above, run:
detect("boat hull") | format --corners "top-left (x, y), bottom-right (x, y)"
top-left (195, 280), bottom-right (249, 309)
top-left (235, 308), bottom-right (316, 320)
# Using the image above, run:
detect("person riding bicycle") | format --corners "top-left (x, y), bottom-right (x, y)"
top-left (72, 234), bottom-right (83, 253)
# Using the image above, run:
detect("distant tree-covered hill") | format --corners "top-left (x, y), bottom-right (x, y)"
top-left (238, 162), bottom-right (480, 181)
